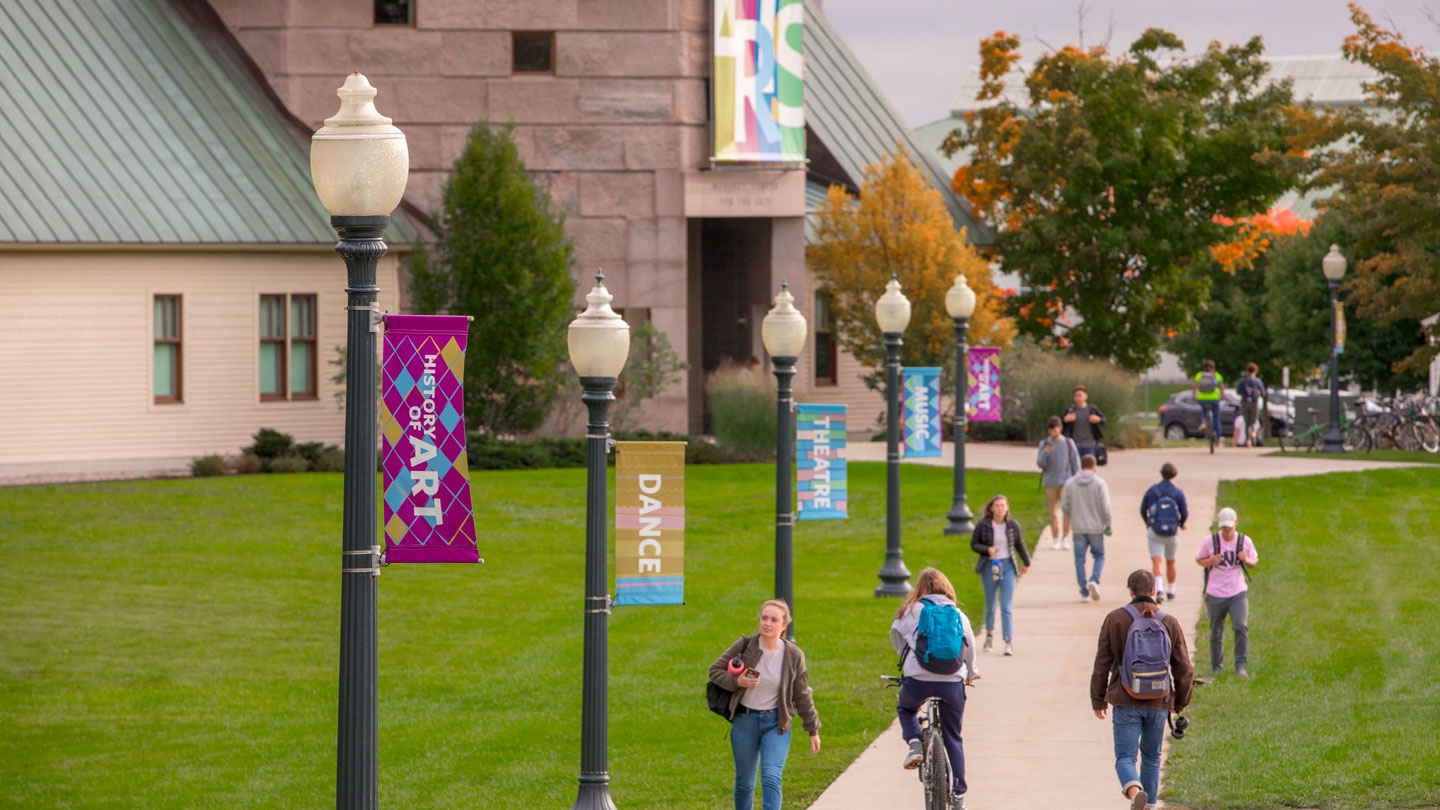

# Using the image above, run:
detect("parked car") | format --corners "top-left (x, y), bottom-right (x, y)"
top-left (1158, 392), bottom-right (1288, 440)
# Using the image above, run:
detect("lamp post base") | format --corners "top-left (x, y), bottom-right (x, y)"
top-left (943, 508), bottom-right (975, 537)
top-left (571, 780), bottom-right (618, 810)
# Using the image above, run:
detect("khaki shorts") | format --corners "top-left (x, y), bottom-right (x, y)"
top-left (1147, 527), bottom-right (1179, 560)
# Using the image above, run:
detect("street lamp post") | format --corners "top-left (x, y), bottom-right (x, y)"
top-left (943, 272), bottom-right (977, 536)
top-left (566, 272), bottom-right (631, 810)
top-left (1321, 244), bottom-right (1348, 454)
top-left (309, 73), bottom-right (409, 810)
top-left (761, 282), bottom-right (807, 638)
top-left (874, 276), bottom-right (912, 597)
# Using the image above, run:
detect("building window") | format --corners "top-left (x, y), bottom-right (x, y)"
top-left (290, 295), bottom-right (318, 399)
top-left (512, 31), bottom-right (555, 75)
top-left (814, 291), bottom-right (838, 386)
top-left (154, 295), bottom-right (182, 403)
top-left (374, 0), bottom-right (413, 25)
top-left (259, 295), bottom-right (288, 400)
top-left (260, 294), bottom-right (320, 402)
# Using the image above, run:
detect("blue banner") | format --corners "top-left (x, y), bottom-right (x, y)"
top-left (797, 404), bottom-right (846, 520)
top-left (903, 367), bottom-right (942, 458)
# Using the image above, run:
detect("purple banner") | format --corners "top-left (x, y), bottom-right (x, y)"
top-left (380, 315), bottom-right (479, 563)
top-left (967, 347), bottom-right (1002, 423)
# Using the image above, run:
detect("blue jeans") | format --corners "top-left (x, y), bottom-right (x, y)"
top-left (1199, 400), bottom-right (1221, 439)
top-left (1076, 445), bottom-right (1100, 462)
top-left (980, 558), bottom-right (1017, 639)
top-left (730, 708), bottom-right (791, 810)
top-left (1112, 704), bottom-right (1166, 802)
top-left (1074, 532), bottom-right (1106, 596)
top-left (897, 678), bottom-right (967, 796)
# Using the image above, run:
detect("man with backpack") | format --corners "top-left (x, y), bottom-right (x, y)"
top-left (1236, 363), bottom-right (1268, 446)
top-left (1091, 570), bottom-right (1194, 810)
top-left (1191, 360), bottom-right (1225, 446)
top-left (1196, 507), bottom-right (1259, 677)
top-left (1062, 384), bottom-right (1107, 462)
top-left (1139, 463), bottom-right (1189, 603)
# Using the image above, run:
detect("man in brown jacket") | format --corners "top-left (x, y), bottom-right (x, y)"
top-left (1091, 570), bottom-right (1194, 810)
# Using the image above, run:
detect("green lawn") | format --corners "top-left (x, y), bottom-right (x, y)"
top-left (1163, 467), bottom-right (1440, 810)
top-left (1262, 448), bottom-right (1440, 464)
top-left (0, 462), bottom-right (1044, 810)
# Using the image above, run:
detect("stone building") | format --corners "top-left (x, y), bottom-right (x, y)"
top-left (210, 0), bottom-right (984, 434)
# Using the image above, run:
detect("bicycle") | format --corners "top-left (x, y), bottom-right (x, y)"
top-left (883, 675), bottom-right (954, 810)
top-left (1201, 406), bottom-right (1219, 454)
top-left (1279, 407), bottom-right (1350, 452)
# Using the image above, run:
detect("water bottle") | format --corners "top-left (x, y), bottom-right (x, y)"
top-left (991, 560), bottom-right (1002, 582)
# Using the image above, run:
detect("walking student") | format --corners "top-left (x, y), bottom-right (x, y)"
top-left (709, 600), bottom-right (822, 810)
top-left (1063, 384), bottom-right (1108, 461)
top-left (1236, 363), bottom-right (1268, 446)
top-left (1196, 507), bottom-right (1259, 677)
top-left (1139, 463), bottom-right (1189, 603)
top-left (970, 494), bottom-right (1031, 655)
top-left (1192, 360), bottom-right (1225, 444)
top-left (891, 568), bottom-right (978, 810)
top-left (1037, 415), bottom-right (1081, 550)
top-left (1062, 454), bottom-right (1112, 602)
top-left (1091, 570), bottom-right (1194, 810)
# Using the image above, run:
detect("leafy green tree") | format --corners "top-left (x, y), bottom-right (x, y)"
top-left (1292, 3), bottom-right (1440, 376)
top-left (1169, 261), bottom-right (1285, 384)
top-left (948, 30), bottom-right (1303, 372)
top-left (409, 122), bottom-right (576, 435)
top-left (1264, 216), bottom-right (1425, 391)
top-left (613, 321), bottom-right (689, 433)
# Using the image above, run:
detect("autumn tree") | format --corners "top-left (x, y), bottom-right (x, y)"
top-left (807, 144), bottom-right (1014, 397)
top-left (947, 30), bottom-right (1303, 372)
top-left (409, 122), bottom-right (575, 435)
top-left (1290, 3), bottom-right (1440, 376)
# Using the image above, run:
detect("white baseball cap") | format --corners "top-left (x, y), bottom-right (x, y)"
top-left (1217, 507), bottom-right (1238, 528)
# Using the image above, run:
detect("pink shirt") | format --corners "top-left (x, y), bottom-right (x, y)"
top-left (1196, 533), bottom-right (1257, 598)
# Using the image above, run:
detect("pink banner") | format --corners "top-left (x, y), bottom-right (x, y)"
top-left (380, 315), bottom-right (479, 563)
top-left (967, 347), bottom-right (1002, 423)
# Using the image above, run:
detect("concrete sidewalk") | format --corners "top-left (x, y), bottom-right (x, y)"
top-left (809, 442), bottom-right (1414, 810)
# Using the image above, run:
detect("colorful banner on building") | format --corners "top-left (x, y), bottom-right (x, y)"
top-left (712, 0), bottom-right (805, 162)
top-left (903, 367), bottom-right (942, 457)
top-left (379, 315), bottom-right (479, 564)
top-left (967, 347), bottom-right (1002, 423)
top-left (615, 442), bottom-right (686, 605)
top-left (797, 404), bottom-right (846, 519)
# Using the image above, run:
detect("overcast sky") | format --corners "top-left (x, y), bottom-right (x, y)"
top-left (819, 0), bottom-right (1440, 126)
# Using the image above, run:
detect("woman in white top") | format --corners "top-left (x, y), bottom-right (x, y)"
top-left (969, 494), bottom-right (1031, 655)
top-left (890, 568), bottom-right (977, 809)
top-left (709, 600), bottom-right (821, 810)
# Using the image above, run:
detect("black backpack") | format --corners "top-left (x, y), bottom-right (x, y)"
top-left (1203, 533), bottom-right (1253, 588)
top-left (706, 635), bottom-right (750, 722)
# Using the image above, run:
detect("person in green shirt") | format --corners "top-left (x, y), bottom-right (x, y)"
top-left (1192, 360), bottom-right (1225, 444)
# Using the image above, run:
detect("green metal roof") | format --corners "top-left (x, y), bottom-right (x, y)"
top-left (804, 1), bottom-right (992, 245)
top-left (0, 0), bottom-right (419, 246)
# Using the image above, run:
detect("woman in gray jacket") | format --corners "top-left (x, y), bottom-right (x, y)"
top-left (709, 600), bottom-right (821, 810)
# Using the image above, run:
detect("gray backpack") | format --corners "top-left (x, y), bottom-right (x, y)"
top-left (1118, 604), bottom-right (1172, 700)
top-left (1197, 371), bottom-right (1218, 394)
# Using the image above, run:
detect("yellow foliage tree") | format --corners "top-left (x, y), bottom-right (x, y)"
top-left (807, 144), bottom-right (1014, 397)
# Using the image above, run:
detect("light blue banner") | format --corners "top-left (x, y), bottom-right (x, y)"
top-left (797, 404), bottom-right (846, 520)
top-left (903, 367), bottom-right (942, 458)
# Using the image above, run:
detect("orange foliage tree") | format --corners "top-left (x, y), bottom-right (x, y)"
top-left (807, 144), bottom-right (1014, 396)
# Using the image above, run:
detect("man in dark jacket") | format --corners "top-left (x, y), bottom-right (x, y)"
top-left (1062, 385), bottom-right (1107, 460)
top-left (1092, 570), bottom-right (1194, 810)
top-left (1138, 463), bottom-right (1190, 603)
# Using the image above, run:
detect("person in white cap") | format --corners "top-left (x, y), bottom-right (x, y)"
top-left (1195, 507), bottom-right (1258, 676)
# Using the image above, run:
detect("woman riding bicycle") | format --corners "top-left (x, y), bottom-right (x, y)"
top-left (890, 568), bottom-right (978, 809)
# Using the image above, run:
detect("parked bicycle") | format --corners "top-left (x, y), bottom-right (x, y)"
top-left (1353, 394), bottom-right (1439, 453)
top-left (883, 675), bottom-right (955, 810)
top-left (1279, 407), bottom-right (1352, 452)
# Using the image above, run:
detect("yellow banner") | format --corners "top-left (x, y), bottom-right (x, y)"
top-left (614, 442), bottom-right (685, 605)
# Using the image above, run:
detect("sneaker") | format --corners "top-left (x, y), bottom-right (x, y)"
top-left (953, 795), bottom-right (967, 810)
top-left (1062, 536), bottom-right (1072, 549)
top-left (982, 634), bottom-right (993, 652)
top-left (1167, 590), bottom-right (1176, 601)
top-left (1129, 789), bottom-right (1149, 810)
top-left (1212, 667), bottom-right (1223, 676)
top-left (902, 739), bottom-right (922, 770)
top-left (1154, 591), bottom-right (1164, 604)
top-left (1088, 582), bottom-right (1100, 601)
top-left (1051, 538), bottom-right (1062, 550)
top-left (1236, 665), bottom-right (1248, 678)
top-left (1003, 640), bottom-right (1013, 656)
